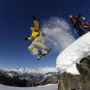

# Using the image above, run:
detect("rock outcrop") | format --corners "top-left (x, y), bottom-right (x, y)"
top-left (58, 56), bottom-right (90, 90)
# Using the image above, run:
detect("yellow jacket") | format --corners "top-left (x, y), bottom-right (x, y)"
top-left (28, 20), bottom-right (40, 40)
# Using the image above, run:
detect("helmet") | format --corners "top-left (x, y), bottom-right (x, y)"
top-left (82, 17), bottom-right (86, 20)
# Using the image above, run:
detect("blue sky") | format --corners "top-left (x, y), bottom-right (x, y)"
top-left (0, 0), bottom-right (90, 68)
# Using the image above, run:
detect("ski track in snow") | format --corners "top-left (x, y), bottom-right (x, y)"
top-left (56, 32), bottom-right (90, 75)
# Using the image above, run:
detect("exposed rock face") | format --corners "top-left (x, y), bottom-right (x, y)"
top-left (58, 56), bottom-right (90, 90)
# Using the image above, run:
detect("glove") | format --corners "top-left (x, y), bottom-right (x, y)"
top-left (25, 38), bottom-right (28, 40)
top-left (32, 16), bottom-right (36, 20)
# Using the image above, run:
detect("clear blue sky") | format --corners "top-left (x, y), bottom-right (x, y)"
top-left (0, 0), bottom-right (90, 68)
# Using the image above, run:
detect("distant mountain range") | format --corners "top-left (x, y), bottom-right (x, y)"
top-left (0, 67), bottom-right (59, 87)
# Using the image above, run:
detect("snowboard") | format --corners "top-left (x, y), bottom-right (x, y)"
top-left (37, 48), bottom-right (52, 61)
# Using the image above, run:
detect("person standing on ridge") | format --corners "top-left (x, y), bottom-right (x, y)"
top-left (69, 14), bottom-right (85, 37)
top-left (81, 16), bottom-right (90, 31)
top-left (25, 16), bottom-right (50, 60)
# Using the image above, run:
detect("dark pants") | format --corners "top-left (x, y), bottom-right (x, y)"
top-left (75, 26), bottom-right (85, 37)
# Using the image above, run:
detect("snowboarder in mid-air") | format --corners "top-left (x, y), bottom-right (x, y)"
top-left (69, 14), bottom-right (85, 37)
top-left (25, 16), bottom-right (51, 60)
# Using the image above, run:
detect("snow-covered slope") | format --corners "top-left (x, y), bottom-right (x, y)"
top-left (0, 84), bottom-right (57, 90)
top-left (56, 32), bottom-right (90, 75)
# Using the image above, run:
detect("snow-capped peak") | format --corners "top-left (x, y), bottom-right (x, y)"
top-left (1, 67), bottom-right (58, 75)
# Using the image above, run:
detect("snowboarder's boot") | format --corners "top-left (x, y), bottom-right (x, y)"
top-left (36, 50), bottom-right (43, 60)
top-left (42, 48), bottom-right (51, 56)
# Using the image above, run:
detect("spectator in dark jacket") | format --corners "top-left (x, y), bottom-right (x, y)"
top-left (69, 14), bottom-right (85, 36)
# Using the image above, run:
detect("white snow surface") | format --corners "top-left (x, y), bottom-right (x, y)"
top-left (0, 84), bottom-right (57, 90)
top-left (56, 32), bottom-right (90, 75)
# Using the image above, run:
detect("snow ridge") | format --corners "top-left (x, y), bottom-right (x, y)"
top-left (1, 67), bottom-right (58, 75)
top-left (56, 32), bottom-right (90, 74)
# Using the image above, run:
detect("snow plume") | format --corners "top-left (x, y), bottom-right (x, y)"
top-left (56, 32), bottom-right (90, 75)
top-left (42, 17), bottom-right (75, 52)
